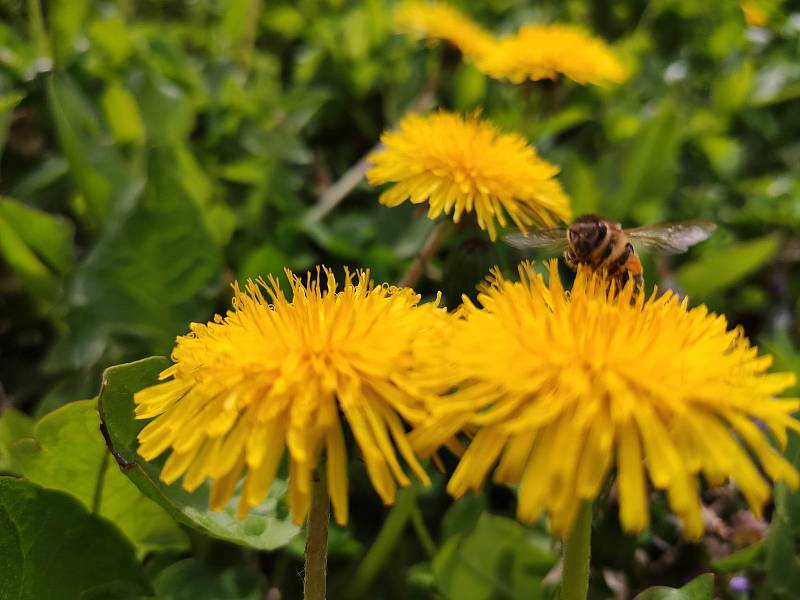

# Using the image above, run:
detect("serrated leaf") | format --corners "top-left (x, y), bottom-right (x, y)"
top-left (0, 477), bottom-right (151, 600)
top-left (97, 357), bottom-right (301, 551)
top-left (10, 399), bottom-right (188, 554)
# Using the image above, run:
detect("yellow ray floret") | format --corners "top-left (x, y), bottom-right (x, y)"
top-left (134, 267), bottom-right (448, 525)
top-left (367, 112), bottom-right (571, 240)
top-left (412, 260), bottom-right (799, 539)
top-left (476, 24), bottom-right (628, 85)
top-left (394, 1), bottom-right (495, 58)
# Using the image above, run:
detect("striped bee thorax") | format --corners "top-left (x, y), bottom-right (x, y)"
top-left (565, 215), bottom-right (644, 288)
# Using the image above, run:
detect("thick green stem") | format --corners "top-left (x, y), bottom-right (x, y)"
top-left (560, 502), bottom-right (592, 600)
top-left (304, 471), bottom-right (330, 600)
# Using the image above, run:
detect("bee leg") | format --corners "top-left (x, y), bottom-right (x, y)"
top-left (563, 249), bottom-right (579, 271)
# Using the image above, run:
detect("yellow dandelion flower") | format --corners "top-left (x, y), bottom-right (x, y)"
top-left (413, 260), bottom-right (799, 539)
top-left (134, 267), bottom-right (447, 525)
top-left (366, 112), bottom-right (571, 241)
top-left (394, 1), bottom-right (495, 58)
top-left (476, 24), bottom-right (628, 86)
top-left (741, 0), bottom-right (769, 27)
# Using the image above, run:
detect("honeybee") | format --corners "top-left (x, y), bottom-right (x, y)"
top-left (505, 214), bottom-right (716, 287)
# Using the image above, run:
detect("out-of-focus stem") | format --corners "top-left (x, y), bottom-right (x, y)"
top-left (560, 502), bottom-right (593, 600)
top-left (344, 487), bottom-right (417, 599)
top-left (304, 470), bottom-right (330, 600)
top-left (396, 221), bottom-right (450, 289)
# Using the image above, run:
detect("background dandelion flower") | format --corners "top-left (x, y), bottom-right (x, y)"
top-left (413, 260), bottom-right (799, 539)
top-left (476, 24), bottom-right (629, 85)
top-left (394, 1), bottom-right (495, 58)
top-left (134, 267), bottom-right (446, 525)
top-left (367, 112), bottom-right (572, 240)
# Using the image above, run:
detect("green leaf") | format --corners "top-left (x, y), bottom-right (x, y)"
top-left (151, 558), bottom-right (266, 600)
top-left (452, 63), bottom-right (486, 112)
top-left (676, 235), bottom-right (779, 298)
top-left (0, 408), bottom-right (34, 474)
top-left (0, 197), bottom-right (74, 274)
top-left (432, 513), bottom-right (557, 600)
top-left (0, 213), bottom-right (59, 300)
top-left (710, 540), bottom-right (763, 572)
top-left (101, 83), bottom-right (146, 145)
top-left (97, 357), bottom-right (301, 551)
top-left (633, 573), bottom-right (714, 599)
top-left (604, 99), bottom-right (684, 218)
top-left (0, 477), bottom-right (151, 600)
top-left (49, 0), bottom-right (90, 65)
top-left (48, 146), bottom-right (222, 370)
top-left (10, 399), bottom-right (188, 554)
top-left (47, 73), bottom-right (142, 228)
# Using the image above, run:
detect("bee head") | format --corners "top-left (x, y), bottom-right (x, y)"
top-left (567, 215), bottom-right (608, 257)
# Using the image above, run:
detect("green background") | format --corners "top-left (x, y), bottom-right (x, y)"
top-left (1, 0), bottom-right (799, 598)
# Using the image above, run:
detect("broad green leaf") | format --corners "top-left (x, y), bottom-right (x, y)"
top-left (47, 73), bottom-right (142, 228)
top-left (97, 357), bottom-right (301, 551)
top-left (676, 235), bottom-right (779, 298)
top-left (135, 75), bottom-right (195, 145)
top-left (0, 408), bottom-right (34, 474)
top-left (49, 0), bottom-right (90, 65)
top-left (604, 99), bottom-right (684, 218)
top-left (101, 83), bottom-right (146, 145)
top-left (432, 513), bottom-right (557, 600)
top-left (238, 244), bottom-right (291, 282)
top-left (441, 493), bottom-right (486, 540)
top-left (48, 146), bottom-right (222, 370)
top-left (633, 573), bottom-right (714, 600)
top-left (764, 433), bottom-right (800, 598)
top-left (0, 197), bottom-right (74, 274)
top-left (88, 17), bottom-right (135, 66)
top-left (710, 541), bottom-right (763, 572)
top-left (0, 477), bottom-right (151, 600)
top-left (10, 399), bottom-right (188, 554)
top-left (0, 215), bottom-right (58, 300)
top-left (151, 558), bottom-right (266, 600)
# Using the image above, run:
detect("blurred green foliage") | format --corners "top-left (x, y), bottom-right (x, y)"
top-left (0, 0), bottom-right (799, 598)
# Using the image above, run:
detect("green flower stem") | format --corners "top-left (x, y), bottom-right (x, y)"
top-left (410, 502), bottom-right (437, 559)
top-left (304, 470), bottom-right (330, 600)
top-left (345, 486), bottom-right (417, 599)
top-left (560, 502), bottom-right (593, 600)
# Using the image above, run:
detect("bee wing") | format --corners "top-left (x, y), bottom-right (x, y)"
top-left (504, 227), bottom-right (568, 251)
top-left (627, 221), bottom-right (717, 255)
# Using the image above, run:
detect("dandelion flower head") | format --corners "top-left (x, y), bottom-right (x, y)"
top-left (741, 1), bottom-right (769, 27)
top-left (394, 1), bottom-right (495, 58)
top-left (476, 24), bottom-right (628, 86)
top-left (413, 261), bottom-right (799, 539)
top-left (134, 267), bottom-right (447, 525)
top-left (367, 112), bottom-right (572, 240)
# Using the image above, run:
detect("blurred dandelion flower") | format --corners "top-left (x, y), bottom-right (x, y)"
top-left (741, 0), bottom-right (769, 27)
top-left (394, 1), bottom-right (495, 58)
top-left (134, 267), bottom-right (446, 525)
top-left (476, 24), bottom-right (628, 85)
top-left (413, 260), bottom-right (799, 539)
top-left (367, 112), bottom-right (571, 240)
